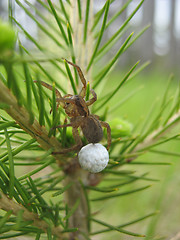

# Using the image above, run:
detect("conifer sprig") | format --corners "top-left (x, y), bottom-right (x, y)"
top-left (0, 0), bottom-right (179, 239)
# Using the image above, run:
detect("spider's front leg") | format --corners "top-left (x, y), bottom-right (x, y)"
top-left (34, 80), bottom-right (65, 112)
top-left (100, 121), bottom-right (111, 150)
top-left (34, 81), bottom-right (62, 99)
top-left (52, 119), bottom-right (83, 154)
top-left (86, 89), bottom-right (97, 106)
top-left (64, 59), bottom-right (87, 97)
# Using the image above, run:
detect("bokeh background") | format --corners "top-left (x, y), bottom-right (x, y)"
top-left (1, 0), bottom-right (180, 73)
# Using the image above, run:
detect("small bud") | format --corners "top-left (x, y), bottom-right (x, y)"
top-left (109, 118), bottom-right (132, 137)
top-left (78, 143), bottom-right (109, 173)
top-left (0, 20), bottom-right (17, 54)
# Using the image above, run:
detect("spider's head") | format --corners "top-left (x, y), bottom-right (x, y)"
top-left (64, 95), bottom-right (89, 117)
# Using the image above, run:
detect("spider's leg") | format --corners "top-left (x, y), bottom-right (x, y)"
top-left (72, 127), bottom-right (82, 147)
top-left (34, 80), bottom-right (65, 112)
top-left (50, 115), bottom-right (71, 133)
top-left (34, 81), bottom-right (62, 99)
top-left (52, 123), bottom-right (72, 129)
top-left (52, 127), bottom-right (82, 154)
top-left (56, 98), bottom-right (76, 104)
top-left (52, 93), bottom-right (73, 112)
top-left (64, 94), bottom-right (73, 98)
top-left (64, 59), bottom-right (87, 97)
top-left (100, 121), bottom-right (111, 150)
top-left (86, 89), bottom-right (97, 106)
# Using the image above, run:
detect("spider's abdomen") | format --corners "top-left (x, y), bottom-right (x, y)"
top-left (81, 116), bottom-right (103, 143)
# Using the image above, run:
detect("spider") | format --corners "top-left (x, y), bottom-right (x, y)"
top-left (36, 59), bottom-right (111, 154)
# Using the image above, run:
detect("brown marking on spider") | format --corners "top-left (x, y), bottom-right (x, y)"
top-left (35, 59), bottom-right (111, 154)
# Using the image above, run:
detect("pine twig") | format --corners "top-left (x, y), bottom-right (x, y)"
top-left (0, 80), bottom-right (65, 167)
top-left (0, 191), bottom-right (66, 239)
top-left (127, 110), bottom-right (180, 162)
top-left (64, 169), bottom-right (89, 240)
top-left (136, 109), bottom-right (180, 151)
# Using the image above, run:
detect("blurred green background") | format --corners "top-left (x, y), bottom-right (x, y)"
top-left (93, 70), bottom-right (180, 240)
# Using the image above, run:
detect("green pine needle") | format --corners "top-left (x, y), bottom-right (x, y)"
top-left (21, 46), bottom-right (66, 94)
top-left (0, 121), bottom-right (16, 130)
top-left (150, 149), bottom-right (180, 157)
top-left (63, 199), bottom-right (80, 221)
top-left (105, 0), bottom-right (132, 30)
top-left (46, 0), bottom-right (69, 45)
top-left (64, 59), bottom-right (78, 95)
top-left (0, 161), bottom-right (30, 206)
top-left (91, 185), bottom-right (151, 201)
top-left (87, 0), bottom-right (110, 71)
top-left (91, 218), bottom-right (146, 237)
top-left (52, 182), bottom-right (73, 197)
top-left (91, 0), bottom-right (114, 32)
top-left (18, 156), bottom-right (54, 181)
top-left (128, 160), bottom-right (171, 165)
top-left (59, 0), bottom-right (73, 32)
top-left (4, 63), bottom-right (23, 106)
top-left (4, 128), bottom-right (14, 199)
top-left (23, 0), bottom-right (62, 37)
top-left (93, 32), bottom-right (135, 89)
top-left (94, 60), bottom-right (139, 112)
top-left (83, 0), bottom-right (90, 44)
top-left (35, 74), bottom-right (46, 126)
top-left (77, 0), bottom-right (82, 21)
top-left (0, 211), bottom-right (12, 229)
top-left (85, 81), bottom-right (90, 101)
top-left (15, 0), bottom-right (63, 49)
top-left (15, 20), bottom-right (66, 77)
top-left (19, 44), bottom-right (34, 124)
top-left (96, 0), bottom-right (144, 58)
top-left (91, 212), bottom-right (158, 235)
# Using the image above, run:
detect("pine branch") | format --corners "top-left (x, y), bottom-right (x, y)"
top-left (64, 170), bottom-right (90, 240)
top-left (0, 80), bottom-right (65, 167)
top-left (127, 109), bottom-right (180, 161)
top-left (136, 109), bottom-right (180, 151)
top-left (1, 0), bottom-right (175, 239)
top-left (0, 191), bottom-right (66, 239)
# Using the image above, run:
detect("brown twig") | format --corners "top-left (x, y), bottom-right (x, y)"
top-left (0, 80), bottom-right (67, 167)
top-left (0, 191), bottom-right (67, 239)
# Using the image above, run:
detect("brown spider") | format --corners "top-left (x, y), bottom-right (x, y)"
top-left (36, 59), bottom-right (111, 154)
